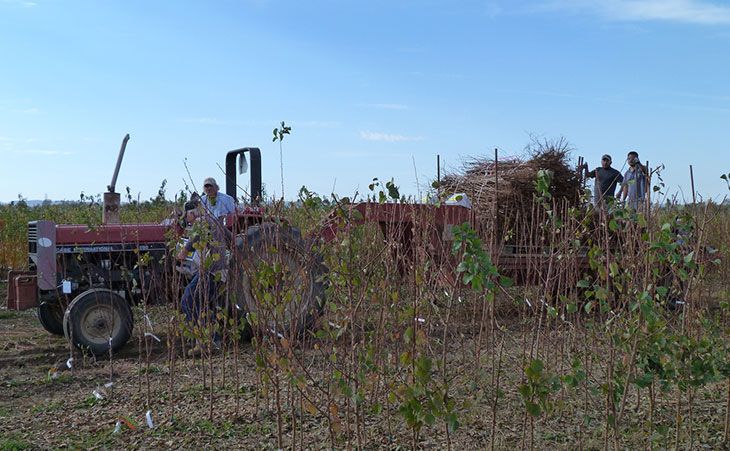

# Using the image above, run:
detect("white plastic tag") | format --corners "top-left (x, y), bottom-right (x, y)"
top-left (239, 154), bottom-right (248, 174)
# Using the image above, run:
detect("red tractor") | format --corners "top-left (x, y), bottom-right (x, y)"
top-left (6, 136), bottom-right (474, 355)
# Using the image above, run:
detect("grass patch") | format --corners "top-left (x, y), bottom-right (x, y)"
top-left (30, 400), bottom-right (64, 414)
top-left (0, 436), bottom-right (32, 451)
top-left (39, 373), bottom-right (73, 386)
top-left (78, 394), bottom-right (107, 409)
top-left (65, 429), bottom-right (118, 449)
top-left (181, 383), bottom-right (206, 396)
top-left (137, 364), bottom-right (163, 375)
top-left (0, 311), bottom-right (17, 320)
top-left (1, 379), bottom-right (30, 389)
top-left (159, 418), bottom-right (239, 439)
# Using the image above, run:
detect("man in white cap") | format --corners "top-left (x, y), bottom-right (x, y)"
top-left (581, 154), bottom-right (623, 208)
top-left (200, 177), bottom-right (236, 219)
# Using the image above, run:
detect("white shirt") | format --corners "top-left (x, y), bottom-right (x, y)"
top-left (201, 192), bottom-right (236, 218)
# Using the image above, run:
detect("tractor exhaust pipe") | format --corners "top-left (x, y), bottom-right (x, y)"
top-left (103, 134), bottom-right (130, 224)
top-left (108, 134), bottom-right (130, 193)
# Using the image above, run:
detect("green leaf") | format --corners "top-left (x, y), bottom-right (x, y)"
top-left (577, 279), bottom-right (590, 288)
top-left (499, 276), bottom-right (514, 288)
top-left (446, 413), bottom-right (460, 432)
top-left (424, 413), bottom-right (436, 426)
top-left (372, 402), bottom-right (383, 415)
top-left (518, 384), bottom-right (531, 399)
top-left (528, 359), bottom-right (544, 376)
top-left (404, 326), bottom-right (414, 344)
top-left (609, 262), bottom-right (619, 277)
top-left (526, 402), bottom-right (541, 417)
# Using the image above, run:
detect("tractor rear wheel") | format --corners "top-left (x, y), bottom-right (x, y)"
top-left (231, 222), bottom-right (326, 339)
top-left (63, 289), bottom-right (134, 355)
top-left (37, 300), bottom-right (65, 336)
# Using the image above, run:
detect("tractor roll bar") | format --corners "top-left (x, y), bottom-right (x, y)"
top-left (225, 147), bottom-right (262, 204)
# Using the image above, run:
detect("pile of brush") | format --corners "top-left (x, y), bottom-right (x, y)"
top-left (441, 137), bottom-right (582, 238)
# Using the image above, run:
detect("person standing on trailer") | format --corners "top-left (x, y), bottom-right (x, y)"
top-left (581, 154), bottom-right (623, 208)
top-left (621, 150), bottom-right (647, 210)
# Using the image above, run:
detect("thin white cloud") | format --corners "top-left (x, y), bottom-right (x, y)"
top-left (330, 150), bottom-right (373, 158)
top-left (177, 117), bottom-right (232, 125)
top-left (360, 103), bottom-right (409, 110)
top-left (542, 0), bottom-right (730, 25)
top-left (396, 47), bottom-right (427, 54)
top-left (294, 120), bottom-right (341, 128)
top-left (0, 0), bottom-right (38, 7)
top-left (17, 107), bottom-right (39, 114)
top-left (660, 90), bottom-right (730, 102)
top-left (360, 131), bottom-right (424, 142)
top-left (16, 149), bottom-right (74, 156)
top-left (485, 0), bottom-right (503, 18)
top-left (177, 117), bottom-right (333, 128)
top-left (0, 137), bottom-right (15, 151)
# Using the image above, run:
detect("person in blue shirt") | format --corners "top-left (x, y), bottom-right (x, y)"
top-left (200, 177), bottom-right (236, 219)
top-left (620, 151), bottom-right (647, 210)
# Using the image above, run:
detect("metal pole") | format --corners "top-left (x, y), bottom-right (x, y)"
top-left (578, 156), bottom-right (585, 196)
top-left (645, 160), bottom-right (650, 216)
top-left (437, 154), bottom-right (441, 194)
top-left (690, 165), bottom-right (697, 206)
top-left (494, 148), bottom-right (499, 253)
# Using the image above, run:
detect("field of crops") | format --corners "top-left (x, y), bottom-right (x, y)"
top-left (1, 188), bottom-right (730, 449)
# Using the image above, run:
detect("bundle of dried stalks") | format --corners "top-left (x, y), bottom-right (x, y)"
top-left (441, 137), bottom-right (582, 239)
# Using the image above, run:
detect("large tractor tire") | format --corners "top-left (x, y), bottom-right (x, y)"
top-left (37, 300), bottom-right (65, 336)
top-left (231, 222), bottom-right (326, 339)
top-left (63, 289), bottom-right (134, 355)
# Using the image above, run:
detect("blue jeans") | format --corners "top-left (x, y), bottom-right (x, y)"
top-left (181, 273), bottom-right (220, 334)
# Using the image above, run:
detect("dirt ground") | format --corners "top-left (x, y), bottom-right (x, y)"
top-left (2, 282), bottom-right (729, 450)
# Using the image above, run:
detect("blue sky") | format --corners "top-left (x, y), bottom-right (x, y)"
top-left (1, 0), bottom-right (728, 204)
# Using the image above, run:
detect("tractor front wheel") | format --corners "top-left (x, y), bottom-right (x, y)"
top-left (63, 289), bottom-right (134, 355)
top-left (37, 300), bottom-right (65, 336)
